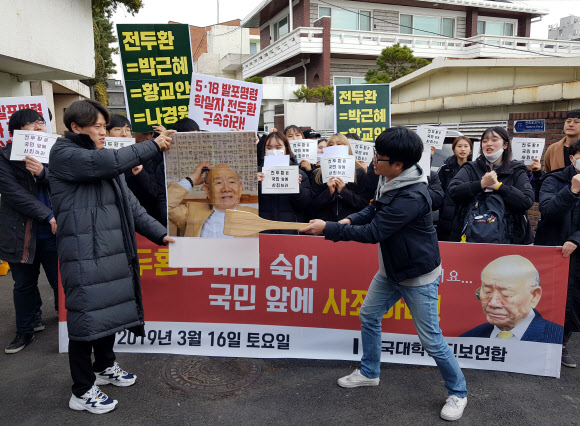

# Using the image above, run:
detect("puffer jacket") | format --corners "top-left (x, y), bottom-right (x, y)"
top-left (0, 144), bottom-right (53, 263)
top-left (436, 155), bottom-right (462, 241)
top-left (49, 132), bottom-right (167, 342)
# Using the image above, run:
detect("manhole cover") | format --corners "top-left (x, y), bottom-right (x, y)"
top-left (164, 356), bottom-right (264, 394)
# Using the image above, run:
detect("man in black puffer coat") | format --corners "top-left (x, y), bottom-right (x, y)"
top-left (49, 100), bottom-right (174, 414)
top-left (535, 139), bottom-right (580, 369)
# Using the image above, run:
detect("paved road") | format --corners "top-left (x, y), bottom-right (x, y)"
top-left (0, 270), bottom-right (578, 425)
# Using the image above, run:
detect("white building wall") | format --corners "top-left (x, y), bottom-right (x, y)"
top-left (207, 25), bottom-right (251, 59)
top-left (0, 0), bottom-right (94, 80)
top-left (0, 72), bottom-right (31, 97)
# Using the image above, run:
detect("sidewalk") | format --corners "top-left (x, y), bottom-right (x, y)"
top-left (0, 270), bottom-right (578, 425)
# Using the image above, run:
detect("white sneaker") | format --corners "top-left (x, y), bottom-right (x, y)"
top-left (69, 385), bottom-right (118, 414)
top-left (440, 395), bottom-right (467, 421)
top-left (95, 362), bottom-right (137, 387)
top-left (337, 369), bottom-right (380, 388)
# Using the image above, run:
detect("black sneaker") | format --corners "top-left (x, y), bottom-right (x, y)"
top-left (562, 346), bottom-right (577, 368)
top-left (33, 322), bottom-right (45, 332)
top-left (5, 333), bottom-right (34, 354)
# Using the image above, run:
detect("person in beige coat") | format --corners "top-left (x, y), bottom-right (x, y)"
top-left (168, 162), bottom-right (257, 238)
top-left (544, 110), bottom-right (580, 172)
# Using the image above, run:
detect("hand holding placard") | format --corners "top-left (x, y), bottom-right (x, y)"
top-left (10, 130), bottom-right (60, 163)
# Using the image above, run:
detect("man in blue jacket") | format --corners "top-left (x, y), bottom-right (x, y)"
top-left (301, 126), bottom-right (468, 422)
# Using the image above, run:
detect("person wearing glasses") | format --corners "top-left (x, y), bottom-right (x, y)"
top-left (300, 127), bottom-right (468, 422)
top-left (0, 109), bottom-right (58, 354)
top-left (460, 255), bottom-right (563, 344)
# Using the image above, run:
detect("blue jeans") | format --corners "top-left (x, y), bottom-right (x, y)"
top-left (9, 237), bottom-right (59, 334)
top-left (359, 272), bottom-right (467, 397)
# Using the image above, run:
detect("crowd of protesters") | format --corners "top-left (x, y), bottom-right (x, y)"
top-left (0, 99), bottom-right (579, 419)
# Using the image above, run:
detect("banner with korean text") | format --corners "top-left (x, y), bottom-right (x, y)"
top-left (58, 236), bottom-right (567, 378)
top-left (0, 96), bottom-right (52, 147)
top-left (334, 84), bottom-right (390, 142)
top-left (117, 24), bottom-right (193, 132)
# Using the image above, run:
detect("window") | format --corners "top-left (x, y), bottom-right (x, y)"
top-left (477, 20), bottom-right (516, 36)
top-left (318, 7), bottom-right (372, 31)
top-left (250, 42), bottom-right (258, 55)
top-left (333, 76), bottom-right (366, 85)
top-left (399, 14), bottom-right (455, 37)
top-left (273, 16), bottom-right (289, 41)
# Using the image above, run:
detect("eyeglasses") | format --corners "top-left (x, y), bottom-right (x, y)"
top-left (373, 148), bottom-right (391, 163)
top-left (26, 120), bottom-right (46, 127)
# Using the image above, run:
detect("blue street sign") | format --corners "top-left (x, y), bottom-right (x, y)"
top-left (514, 119), bottom-right (546, 133)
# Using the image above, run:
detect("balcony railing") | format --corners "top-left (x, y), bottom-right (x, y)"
top-left (242, 27), bottom-right (580, 79)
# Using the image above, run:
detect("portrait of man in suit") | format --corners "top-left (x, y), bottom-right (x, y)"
top-left (461, 255), bottom-right (563, 344)
top-left (167, 162), bottom-right (258, 238)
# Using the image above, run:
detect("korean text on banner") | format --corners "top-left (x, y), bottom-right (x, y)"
top-left (511, 138), bottom-right (546, 166)
top-left (117, 24), bottom-right (193, 133)
top-left (290, 140), bottom-right (317, 164)
top-left (320, 156), bottom-right (356, 183)
top-left (0, 96), bottom-right (52, 147)
top-left (417, 125), bottom-right (447, 149)
top-left (350, 140), bottom-right (375, 164)
top-left (104, 137), bottom-right (136, 149)
top-left (262, 166), bottom-right (300, 194)
top-left (58, 236), bottom-right (568, 378)
top-left (334, 84), bottom-right (390, 142)
top-left (189, 74), bottom-right (263, 132)
top-left (10, 130), bottom-right (59, 163)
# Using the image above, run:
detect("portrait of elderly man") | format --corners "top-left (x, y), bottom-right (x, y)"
top-left (167, 162), bottom-right (258, 238)
top-left (461, 255), bottom-right (563, 344)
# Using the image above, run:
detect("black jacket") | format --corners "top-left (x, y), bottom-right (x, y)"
top-left (309, 167), bottom-right (371, 222)
top-left (534, 164), bottom-right (580, 332)
top-left (436, 155), bottom-right (462, 241)
top-left (447, 156), bottom-right (534, 244)
top-left (49, 132), bottom-right (167, 341)
top-left (124, 149), bottom-right (167, 225)
top-left (258, 159), bottom-right (312, 229)
top-left (324, 181), bottom-right (440, 283)
top-left (0, 144), bottom-right (54, 264)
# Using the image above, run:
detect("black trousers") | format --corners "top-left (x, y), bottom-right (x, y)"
top-left (69, 334), bottom-right (116, 397)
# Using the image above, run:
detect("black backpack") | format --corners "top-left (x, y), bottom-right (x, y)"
top-left (460, 192), bottom-right (510, 244)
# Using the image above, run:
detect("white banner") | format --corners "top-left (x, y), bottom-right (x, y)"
top-left (349, 140), bottom-right (374, 164)
top-left (9, 130), bottom-right (60, 163)
top-left (189, 74), bottom-right (263, 132)
top-left (104, 136), bottom-right (136, 149)
top-left (290, 140), bottom-right (317, 164)
top-left (262, 166), bottom-right (300, 194)
top-left (320, 156), bottom-right (356, 183)
top-left (417, 125), bottom-right (447, 149)
top-left (58, 322), bottom-right (562, 377)
top-left (511, 138), bottom-right (546, 166)
top-left (0, 96), bottom-right (52, 147)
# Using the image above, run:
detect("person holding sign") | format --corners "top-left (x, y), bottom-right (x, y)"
top-left (535, 138), bottom-right (580, 368)
top-left (310, 134), bottom-right (370, 222)
top-left (0, 109), bottom-right (58, 354)
top-left (257, 132), bottom-right (312, 232)
top-left (300, 127), bottom-right (468, 422)
top-left (48, 100), bottom-right (175, 414)
top-left (447, 127), bottom-right (534, 245)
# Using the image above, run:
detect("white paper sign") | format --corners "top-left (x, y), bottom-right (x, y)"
top-left (104, 137), bottom-right (135, 149)
top-left (472, 142), bottom-right (481, 160)
top-left (290, 139), bottom-right (317, 164)
top-left (10, 130), bottom-right (59, 163)
top-left (263, 154), bottom-right (290, 167)
top-left (417, 125), bottom-right (447, 149)
top-left (0, 96), bottom-right (53, 148)
top-left (323, 145), bottom-right (349, 157)
top-left (349, 140), bottom-right (375, 164)
top-left (511, 138), bottom-right (546, 165)
top-left (320, 156), bottom-right (356, 183)
top-left (262, 166), bottom-right (300, 194)
top-left (189, 74), bottom-right (263, 132)
top-left (418, 144), bottom-right (431, 176)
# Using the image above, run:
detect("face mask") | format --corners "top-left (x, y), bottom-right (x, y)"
top-left (265, 149), bottom-right (285, 156)
top-left (484, 148), bottom-right (503, 163)
top-left (575, 159), bottom-right (580, 172)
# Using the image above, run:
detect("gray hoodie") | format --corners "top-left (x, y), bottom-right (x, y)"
top-left (377, 165), bottom-right (441, 286)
